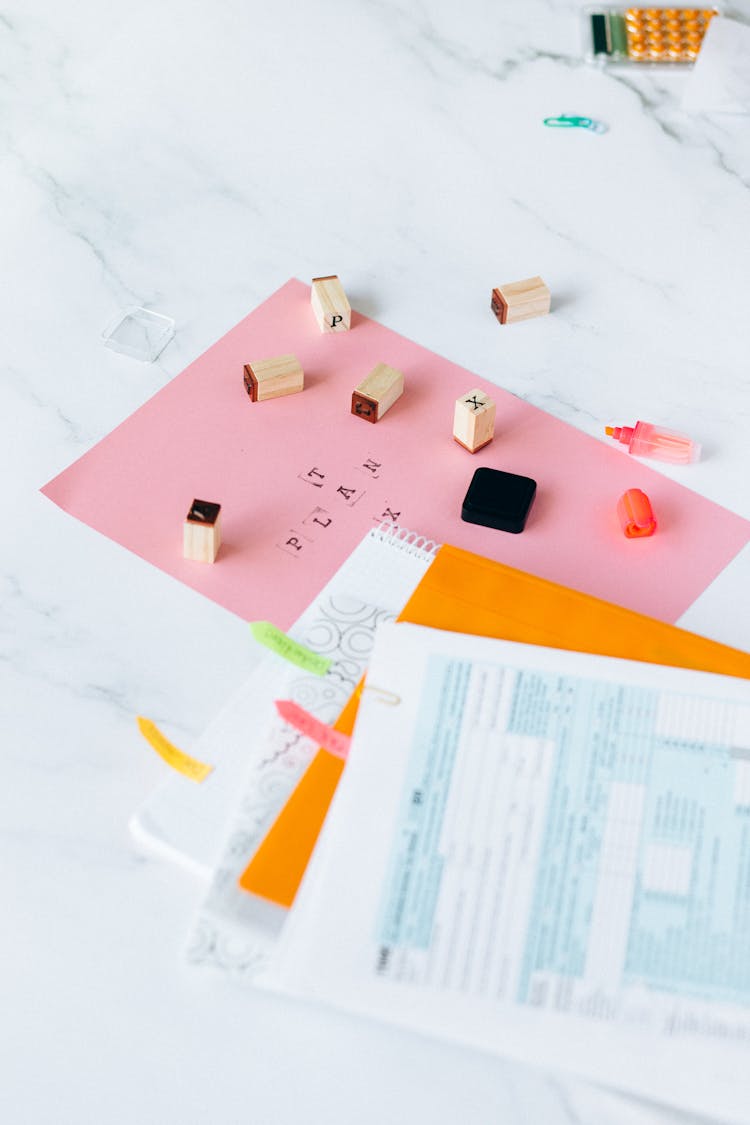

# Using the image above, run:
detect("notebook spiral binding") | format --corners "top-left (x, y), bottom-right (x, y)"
top-left (372, 521), bottom-right (440, 559)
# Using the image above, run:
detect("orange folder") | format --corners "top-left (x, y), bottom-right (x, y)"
top-left (239, 544), bottom-right (750, 907)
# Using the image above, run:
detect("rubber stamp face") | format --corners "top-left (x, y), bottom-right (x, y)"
top-left (186, 499), bottom-right (221, 525)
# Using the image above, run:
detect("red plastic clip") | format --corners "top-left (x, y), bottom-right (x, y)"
top-left (617, 489), bottom-right (657, 538)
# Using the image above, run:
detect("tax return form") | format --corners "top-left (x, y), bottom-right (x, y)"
top-left (266, 622), bottom-right (750, 1124)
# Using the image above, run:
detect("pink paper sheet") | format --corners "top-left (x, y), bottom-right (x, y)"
top-left (43, 279), bottom-right (750, 629)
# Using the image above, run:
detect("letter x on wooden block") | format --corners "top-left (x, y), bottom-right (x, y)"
top-left (453, 388), bottom-right (496, 453)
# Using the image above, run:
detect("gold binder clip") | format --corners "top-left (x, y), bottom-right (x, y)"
top-left (363, 684), bottom-right (401, 706)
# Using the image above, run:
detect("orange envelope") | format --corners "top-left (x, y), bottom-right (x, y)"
top-left (239, 544), bottom-right (750, 907)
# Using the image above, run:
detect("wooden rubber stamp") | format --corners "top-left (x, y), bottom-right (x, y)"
top-left (351, 363), bottom-right (404, 423)
top-left (183, 499), bottom-right (222, 563)
top-left (491, 277), bottom-right (550, 325)
top-left (311, 275), bottom-right (351, 333)
top-left (453, 389), bottom-right (496, 453)
top-left (243, 355), bottom-right (304, 401)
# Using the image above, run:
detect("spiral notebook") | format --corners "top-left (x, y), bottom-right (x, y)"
top-left (130, 524), bottom-right (438, 880)
top-left (239, 542), bottom-right (750, 911)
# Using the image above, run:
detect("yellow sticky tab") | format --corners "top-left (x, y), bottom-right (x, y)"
top-left (136, 717), bottom-right (213, 782)
top-left (249, 621), bottom-right (331, 675)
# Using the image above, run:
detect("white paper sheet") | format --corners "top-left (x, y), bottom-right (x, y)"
top-left (167, 528), bottom-right (438, 979)
top-left (268, 623), bottom-right (750, 1123)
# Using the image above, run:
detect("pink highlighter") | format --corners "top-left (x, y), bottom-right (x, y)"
top-left (605, 420), bottom-right (700, 464)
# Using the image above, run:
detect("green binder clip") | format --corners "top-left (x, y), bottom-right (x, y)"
top-left (543, 115), bottom-right (608, 134)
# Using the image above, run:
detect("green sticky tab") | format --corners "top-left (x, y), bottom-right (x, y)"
top-left (609, 14), bottom-right (628, 57)
top-left (250, 621), bottom-right (332, 676)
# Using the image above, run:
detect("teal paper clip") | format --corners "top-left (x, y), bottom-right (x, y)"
top-left (543, 115), bottom-right (608, 134)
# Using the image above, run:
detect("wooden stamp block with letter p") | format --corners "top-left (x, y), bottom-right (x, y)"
top-left (311, 275), bottom-right (351, 333)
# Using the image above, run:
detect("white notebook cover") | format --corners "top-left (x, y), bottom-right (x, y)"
top-left (130, 525), bottom-right (438, 878)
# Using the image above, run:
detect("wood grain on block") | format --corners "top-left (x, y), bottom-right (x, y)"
top-left (311, 275), bottom-right (351, 333)
top-left (351, 362), bottom-right (404, 423)
top-left (243, 355), bottom-right (304, 401)
top-left (491, 276), bottom-right (550, 325)
top-left (183, 499), bottom-right (222, 562)
top-left (453, 388), bottom-right (496, 453)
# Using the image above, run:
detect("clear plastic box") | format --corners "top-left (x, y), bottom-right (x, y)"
top-left (101, 306), bottom-right (175, 362)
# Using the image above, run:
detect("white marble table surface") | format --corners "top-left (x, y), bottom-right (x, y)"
top-left (4, 2), bottom-right (750, 1123)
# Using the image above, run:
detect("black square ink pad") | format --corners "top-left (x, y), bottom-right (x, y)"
top-left (461, 467), bottom-right (536, 534)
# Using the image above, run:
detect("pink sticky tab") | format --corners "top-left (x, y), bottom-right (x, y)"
top-left (618, 489), bottom-right (657, 538)
top-left (275, 699), bottom-right (351, 759)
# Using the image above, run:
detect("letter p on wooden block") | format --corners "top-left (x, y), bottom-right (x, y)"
top-left (243, 354), bottom-right (304, 402)
top-left (183, 499), bottom-right (222, 563)
top-left (311, 275), bottom-right (351, 333)
top-left (453, 388), bottom-right (496, 453)
top-left (491, 276), bottom-right (550, 324)
top-left (351, 363), bottom-right (404, 423)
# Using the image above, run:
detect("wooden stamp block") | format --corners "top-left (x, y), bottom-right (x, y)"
top-left (183, 499), bottom-right (222, 563)
top-left (453, 388), bottom-right (496, 453)
top-left (491, 276), bottom-right (550, 325)
top-left (351, 363), bottom-right (404, 423)
top-left (311, 275), bottom-right (351, 333)
top-left (243, 354), bottom-right (304, 402)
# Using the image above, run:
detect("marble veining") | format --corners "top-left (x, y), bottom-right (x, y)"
top-left (3, 1), bottom-right (750, 1123)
